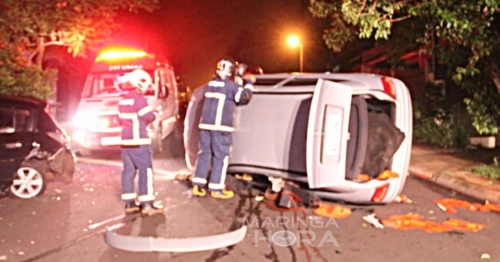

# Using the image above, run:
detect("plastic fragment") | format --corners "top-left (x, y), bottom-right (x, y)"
top-left (376, 170), bottom-right (399, 180)
top-left (481, 253), bottom-right (491, 259)
top-left (235, 174), bottom-right (252, 181)
top-left (392, 194), bottom-right (413, 203)
top-left (363, 214), bottom-right (384, 229)
top-left (356, 174), bottom-right (371, 182)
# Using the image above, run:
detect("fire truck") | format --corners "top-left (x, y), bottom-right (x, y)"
top-left (72, 47), bottom-right (179, 156)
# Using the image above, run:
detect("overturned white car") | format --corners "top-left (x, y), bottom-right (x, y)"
top-left (184, 73), bottom-right (412, 204)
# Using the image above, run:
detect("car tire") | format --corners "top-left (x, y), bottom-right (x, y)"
top-left (9, 160), bottom-right (48, 199)
top-left (345, 96), bottom-right (368, 180)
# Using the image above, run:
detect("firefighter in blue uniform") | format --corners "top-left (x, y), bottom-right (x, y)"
top-left (192, 57), bottom-right (254, 199)
top-left (118, 69), bottom-right (163, 215)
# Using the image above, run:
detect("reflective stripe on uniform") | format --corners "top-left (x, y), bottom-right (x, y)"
top-left (121, 193), bottom-right (137, 201)
top-left (119, 99), bottom-right (135, 106)
top-left (118, 112), bottom-right (141, 144)
top-left (208, 156), bottom-right (228, 190)
top-left (138, 195), bottom-right (155, 202)
top-left (138, 105), bottom-right (153, 116)
top-left (208, 81), bottom-right (225, 87)
top-left (198, 123), bottom-right (234, 132)
top-left (192, 177), bottom-right (207, 184)
top-left (120, 138), bottom-right (151, 145)
top-left (205, 92), bottom-right (226, 127)
top-left (235, 87), bottom-right (243, 103)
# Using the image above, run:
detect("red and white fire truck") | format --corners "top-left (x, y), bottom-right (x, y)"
top-left (72, 47), bottom-right (179, 156)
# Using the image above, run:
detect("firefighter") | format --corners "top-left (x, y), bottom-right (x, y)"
top-left (118, 69), bottom-right (163, 215)
top-left (191, 56), bottom-right (254, 199)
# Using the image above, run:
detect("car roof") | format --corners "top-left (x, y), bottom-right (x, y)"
top-left (253, 72), bottom-right (389, 91)
top-left (0, 94), bottom-right (47, 108)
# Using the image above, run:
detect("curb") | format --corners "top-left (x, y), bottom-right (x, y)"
top-left (409, 167), bottom-right (500, 204)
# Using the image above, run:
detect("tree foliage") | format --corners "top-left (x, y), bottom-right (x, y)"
top-left (310, 0), bottom-right (500, 135)
top-left (0, 0), bottom-right (159, 100)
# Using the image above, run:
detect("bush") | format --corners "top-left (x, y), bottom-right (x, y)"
top-left (412, 82), bottom-right (472, 148)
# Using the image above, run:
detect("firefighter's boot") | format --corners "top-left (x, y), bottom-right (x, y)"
top-left (210, 189), bottom-right (235, 199)
top-left (140, 202), bottom-right (164, 216)
top-left (192, 185), bottom-right (207, 197)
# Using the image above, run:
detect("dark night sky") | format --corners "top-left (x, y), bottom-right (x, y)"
top-left (111, 0), bottom-right (337, 89)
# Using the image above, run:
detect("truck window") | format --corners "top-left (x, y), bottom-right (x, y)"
top-left (82, 70), bottom-right (155, 98)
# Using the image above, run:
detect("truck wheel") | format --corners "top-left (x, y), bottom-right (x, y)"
top-left (10, 160), bottom-right (48, 199)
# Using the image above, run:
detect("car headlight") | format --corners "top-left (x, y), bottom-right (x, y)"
top-left (72, 112), bottom-right (98, 129)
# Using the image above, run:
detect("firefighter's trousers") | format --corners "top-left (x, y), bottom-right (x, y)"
top-left (192, 129), bottom-right (231, 192)
top-left (120, 145), bottom-right (155, 204)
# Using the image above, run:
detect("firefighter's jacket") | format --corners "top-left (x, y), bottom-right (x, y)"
top-left (118, 90), bottom-right (156, 145)
top-left (199, 76), bottom-right (254, 132)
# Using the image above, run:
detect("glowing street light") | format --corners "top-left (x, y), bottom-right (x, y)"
top-left (287, 35), bottom-right (303, 73)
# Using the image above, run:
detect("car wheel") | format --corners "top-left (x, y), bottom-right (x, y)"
top-left (152, 124), bottom-right (164, 154)
top-left (10, 160), bottom-right (48, 199)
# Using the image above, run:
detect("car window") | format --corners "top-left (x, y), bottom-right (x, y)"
top-left (0, 108), bottom-right (31, 133)
top-left (37, 110), bottom-right (60, 132)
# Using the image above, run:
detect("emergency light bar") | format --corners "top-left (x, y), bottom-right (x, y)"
top-left (96, 49), bottom-right (149, 62)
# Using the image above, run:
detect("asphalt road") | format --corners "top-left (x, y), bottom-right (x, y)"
top-left (1, 149), bottom-right (500, 262)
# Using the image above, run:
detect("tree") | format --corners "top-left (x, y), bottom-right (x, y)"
top-left (0, 0), bottom-right (159, 99)
top-left (309, 0), bottom-right (500, 135)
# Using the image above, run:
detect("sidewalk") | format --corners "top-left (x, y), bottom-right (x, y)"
top-left (409, 144), bottom-right (500, 203)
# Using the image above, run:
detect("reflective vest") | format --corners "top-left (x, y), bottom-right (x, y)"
top-left (199, 76), bottom-right (253, 132)
top-left (118, 90), bottom-right (156, 145)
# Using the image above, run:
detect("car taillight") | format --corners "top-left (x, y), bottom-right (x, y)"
top-left (371, 183), bottom-right (390, 202)
top-left (381, 77), bottom-right (396, 99)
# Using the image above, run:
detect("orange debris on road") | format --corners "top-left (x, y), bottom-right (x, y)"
top-left (381, 212), bottom-right (485, 233)
top-left (313, 203), bottom-right (352, 219)
top-left (434, 198), bottom-right (500, 213)
top-left (442, 219), bottom-right (486, 233)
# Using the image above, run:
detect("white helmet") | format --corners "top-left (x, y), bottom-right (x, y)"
top-left (216, 56), bottom-right (236, 79)
top-left (129, 69), bottom-right (152, 94)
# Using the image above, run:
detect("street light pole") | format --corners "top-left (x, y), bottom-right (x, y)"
top-left (287, 35), bottom-right (304, 73)
top-left (299, 43), bottom-right (303, 73)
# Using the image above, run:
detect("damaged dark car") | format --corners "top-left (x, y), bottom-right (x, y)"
top-left (0, 95), bottom-right (75, 199)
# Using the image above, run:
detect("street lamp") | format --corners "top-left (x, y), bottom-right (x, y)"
top-left (287, 35), bottom-right (303, 73)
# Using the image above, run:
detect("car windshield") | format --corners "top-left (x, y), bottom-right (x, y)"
top-left (82, 70), bottom-right (155, 98)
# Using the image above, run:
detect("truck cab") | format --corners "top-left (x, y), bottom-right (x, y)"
top-left (72, 48), bottom-right (179, 156)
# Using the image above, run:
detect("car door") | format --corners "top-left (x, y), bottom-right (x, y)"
top-left (155, 67), bottom-right (178, 138)
top-left (306, 79), bottom-right (352, 188)
top-left (0, 107), bottom-right (34, 183)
